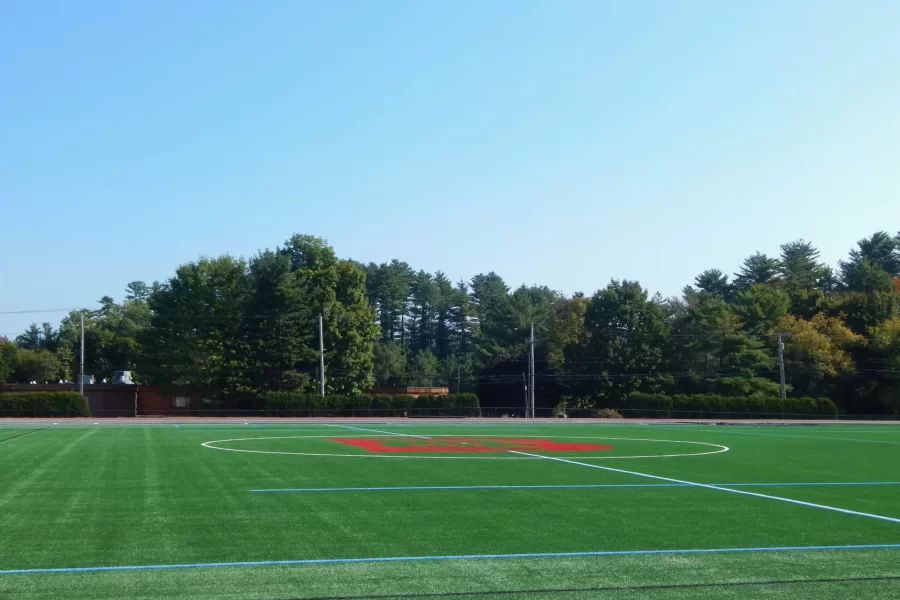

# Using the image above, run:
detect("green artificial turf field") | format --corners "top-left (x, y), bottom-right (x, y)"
top-left (1, 420), bottom-right (899, 599)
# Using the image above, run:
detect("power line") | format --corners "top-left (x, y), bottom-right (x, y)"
top-left (0, 307), bottom-right (80, 315)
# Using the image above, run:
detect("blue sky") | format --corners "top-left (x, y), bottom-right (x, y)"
top-left (2, 0), bottom-right (899, 337)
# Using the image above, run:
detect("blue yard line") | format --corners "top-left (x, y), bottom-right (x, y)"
top-left (248, 481), bottom-right (900, 493)
top-left (3, 544), bottom-right (900, 575)
top-left (250, 484), bottom-right (683, 492)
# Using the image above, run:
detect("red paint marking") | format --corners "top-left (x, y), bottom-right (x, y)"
top-left (330, 437), bottom-right (614, 453)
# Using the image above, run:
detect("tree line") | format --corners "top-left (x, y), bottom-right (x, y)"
top-left (2, 231), bottom-right (899, 414)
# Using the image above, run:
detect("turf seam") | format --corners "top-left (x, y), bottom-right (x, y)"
top-left (0, 427), bottom-right (48, 445)
top-left (270, 576), bottom-right (900, 600)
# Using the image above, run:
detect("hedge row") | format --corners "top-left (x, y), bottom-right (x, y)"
top-left (0, 392), bottom-right (91, 417)
top-left (614, 393), bottom-right (838, 418)
top-left (262, 393), bottom-right (480, 417)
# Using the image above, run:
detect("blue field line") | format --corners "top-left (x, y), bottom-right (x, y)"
top-left (3, 543), bottom-right (900, 575)
top-left (248, 481), bottom-right (900, 493)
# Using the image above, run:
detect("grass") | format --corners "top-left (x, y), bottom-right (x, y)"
top-left (1, 420), bottom-right (899, 599)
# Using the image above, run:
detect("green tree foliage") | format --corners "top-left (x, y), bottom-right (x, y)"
top-left (241, 250), bottom-right (314, 393)
top-left (852, 316), bottom-right (900, 414)
top-left (680, 295), bottom-right (778, 396)
top-left (841, 231), bottom-right (900, 279)
top-left (140, 235), bottom-right (376, 399)
top-left (406, 270), bottom-right (436, 354)
top-left (0, 338), bottom-right (18, 382)
top-left (14, 228), bottom-right (900, 415)
top-left (733, 253), bottom-right (781, 290)
top-left (545, 297), bottom-right (588, 368)
top-left (142, 255), bottom-right (250, 399)
top-left (53, 300), bottom-right (150, 383)
top-left (432, 271), bottom-right (455, 359)
top-left (694, 269), bottom-right (732, 298)
top-left (775, 314), bottom-right (860, 396)
top-left (125, 281), bottom-right (151, 301)
top-left (780, 240), bottom-right (830, 291)
top-left (408, 349), bottom-right (439, 386)
top-left (11, 348), bottom-right (61, 383)
top-left (733, 284), bottom-right (790, 333)
top-left (449, 280), bottom-right (476, 357)
top-left (15, 323), bottom-right (45, 350)
top-left (372, 341), bottom-right (406, 386)
top-left (365, 260), bottom-right (412, 342)
top-left (827, 288), bottom-right (897, 334)
top-left (324, 256), bottom-right (379, 394)
top-left (469, 272), bottom-right (521, 363)
top-left (565, 280), bottom-right (671, 403)
top-left (870, 317), bottom-right (900, 370)
top-left (841, 258), bottom-right (894, 293)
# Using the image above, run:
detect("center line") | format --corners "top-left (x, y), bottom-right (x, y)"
top-left (325, 424), bottom-right (431, 439)
top-left (509, 451), bottom-right (900, 525)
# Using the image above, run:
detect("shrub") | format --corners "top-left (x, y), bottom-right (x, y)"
top-left (595, 408), bottom-right (623, 419)
top-left (261, 392), bottom-right (480, 417)
top-left (450, 393), bottom-right (481, 417)
top-left (391, 395), bottom-right (415, 416)
top-left (552, 400), bottom-right (568, 418)
top-left (622, 393), bottom-right (837, 419)
top-left (0, 392), bottom-right (91, 417)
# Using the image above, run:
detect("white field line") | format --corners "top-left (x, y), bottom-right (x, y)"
top-left (509, 451), bottom-right (900, 525)
top-left (201, 435), bottom-right (727, 460)
top-left (324, 424), bottom-right (431, 439)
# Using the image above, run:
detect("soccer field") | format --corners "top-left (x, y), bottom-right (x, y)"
top-left (1, 420), bottom-right (900, 599)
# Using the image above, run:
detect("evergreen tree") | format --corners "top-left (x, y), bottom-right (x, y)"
top-left (694, 269), bottom-right (732, 298)
top-left (733, 253), bottom-right (781, 290)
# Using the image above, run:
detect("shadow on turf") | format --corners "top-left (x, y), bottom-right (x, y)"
top-left (275, 576), bottom-right (900, 599)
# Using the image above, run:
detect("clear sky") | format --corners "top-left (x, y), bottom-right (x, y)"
top-left (2, 0), bottom-right (899, 337)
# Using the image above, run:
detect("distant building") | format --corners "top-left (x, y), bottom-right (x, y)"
top-left (112, 371), bottom-right (134, 384)
top-left (366, 386), bottom-right (449, 398)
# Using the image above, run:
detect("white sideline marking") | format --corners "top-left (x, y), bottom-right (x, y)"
top-left (324, 424), bottom-right (431, 439)
top-left (510, 451), bottom-right (900, 525)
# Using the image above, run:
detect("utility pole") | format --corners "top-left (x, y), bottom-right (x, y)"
top-left (529, 321), bottom-right (535, 419)
top-left (777, 332), bottom-right (787, 400)
top-left (456, 357), bottom-right (461, 394)
top-left (318, 315), bottom-right (325, 397)
top-left (522, 372), bottom-right (527, 418)
top-left (79, 312), bottom-right (85, 397)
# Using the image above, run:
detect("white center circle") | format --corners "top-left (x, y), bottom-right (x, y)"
top-left (201, 435), bottom-right (729, 460)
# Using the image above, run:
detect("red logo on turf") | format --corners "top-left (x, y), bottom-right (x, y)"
top-left (329, 437), bottom-right (614, 453)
